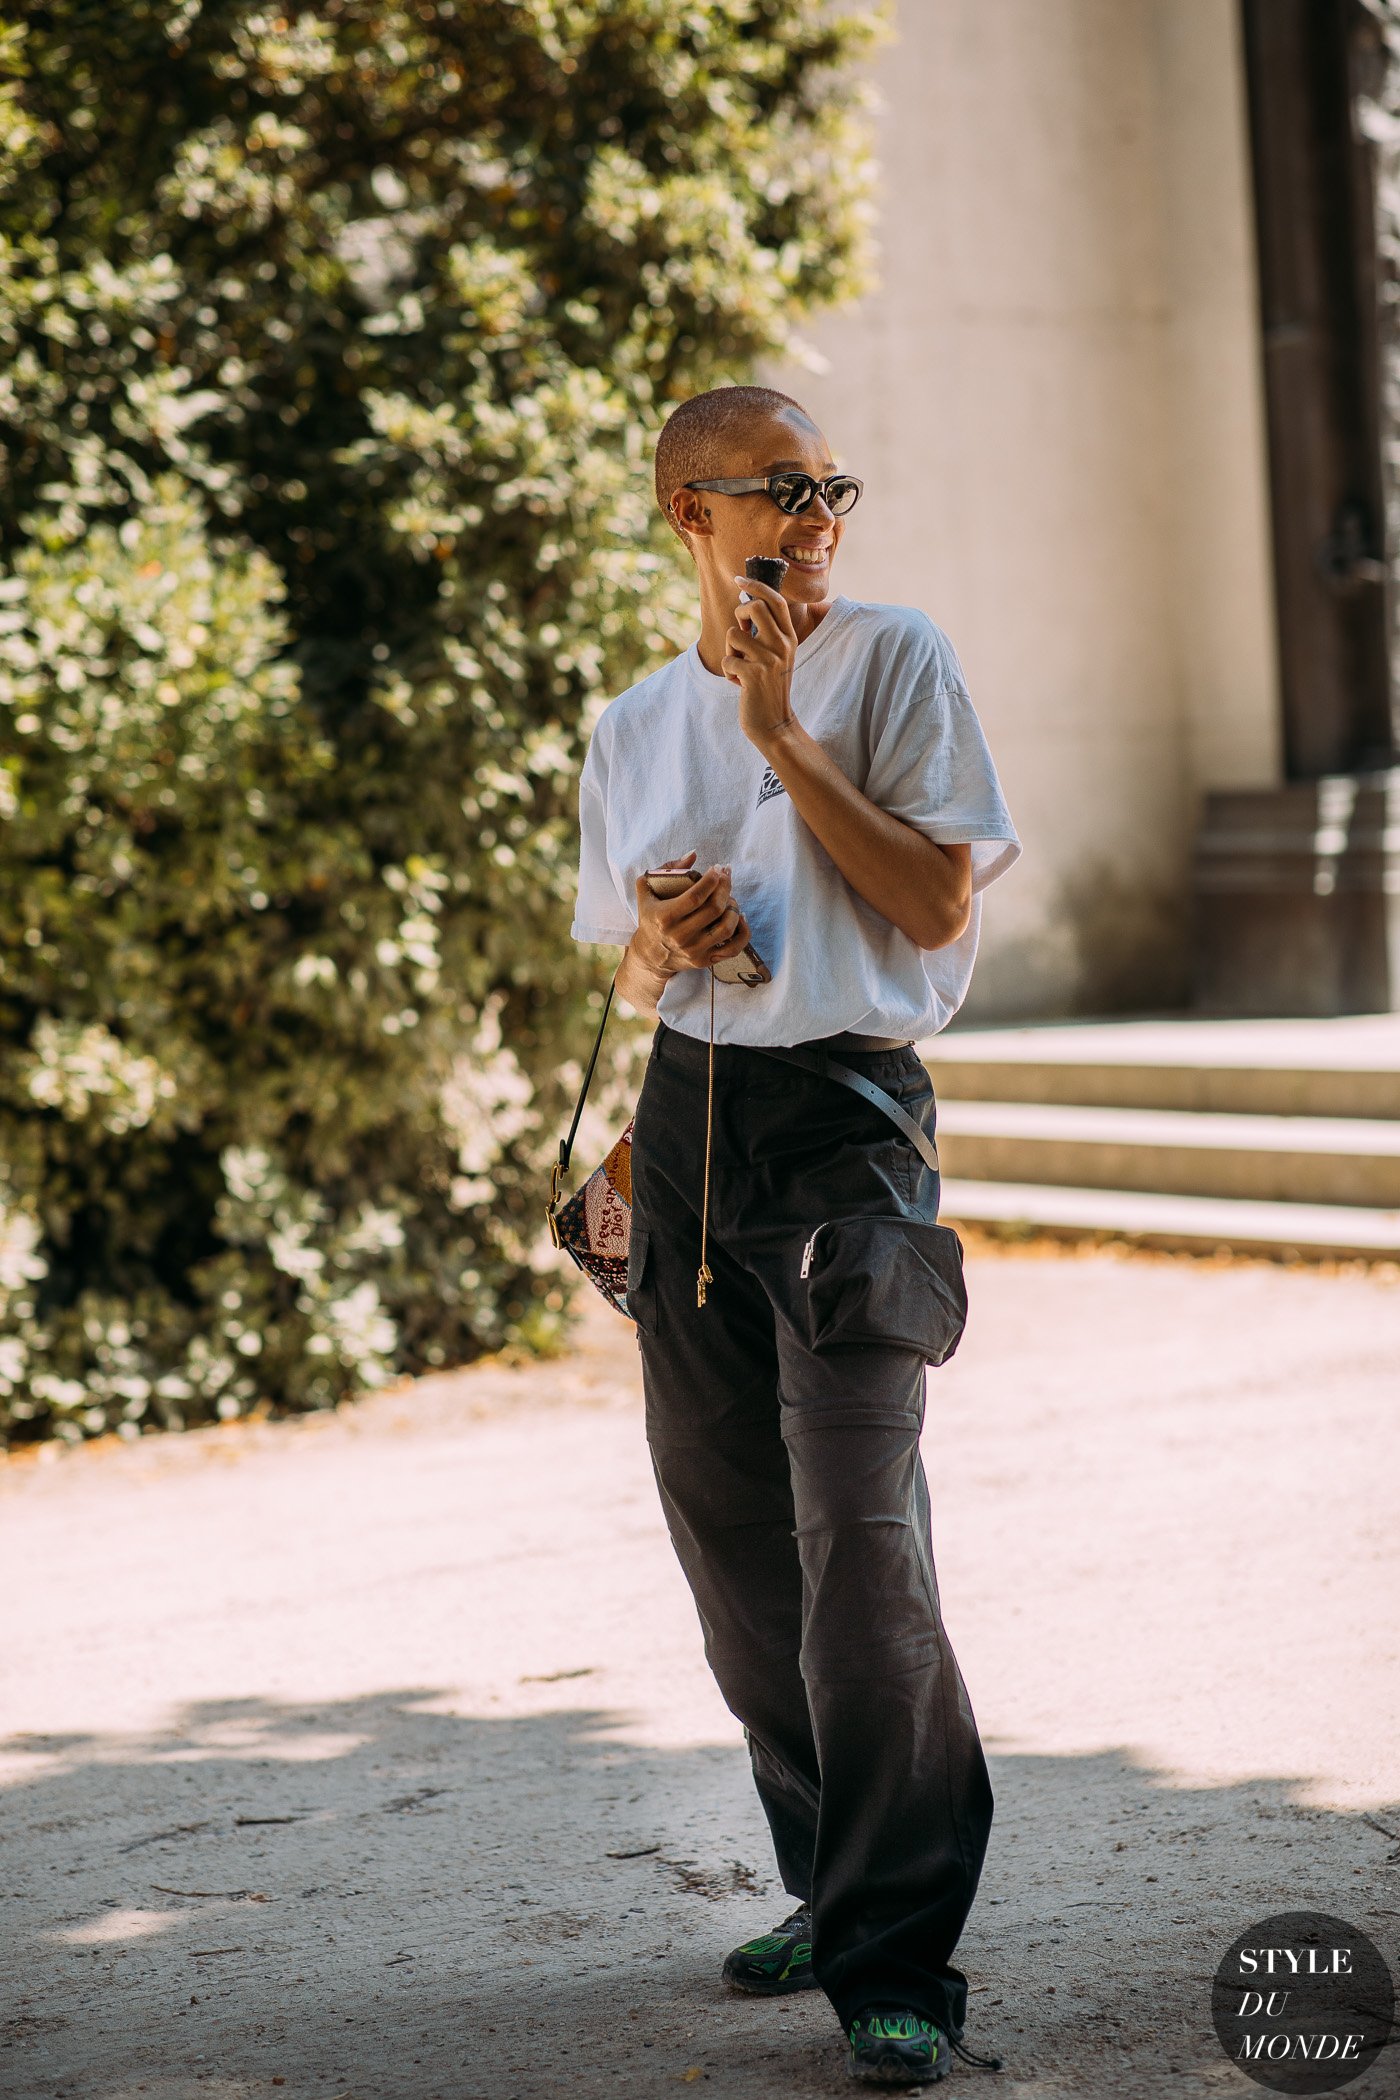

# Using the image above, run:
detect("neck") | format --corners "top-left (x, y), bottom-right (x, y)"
top-left (693, 564), bottom-right (833, 675)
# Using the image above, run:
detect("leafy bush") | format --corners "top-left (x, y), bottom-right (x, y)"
top-left (0, 0), bottom-right (878, 1443)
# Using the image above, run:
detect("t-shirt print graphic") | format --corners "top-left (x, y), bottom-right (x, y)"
top-left (756, 761), bottom-right (787, 808)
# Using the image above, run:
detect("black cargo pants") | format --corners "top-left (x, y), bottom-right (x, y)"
top-left (626, 1017), bottom-right (993, 2039)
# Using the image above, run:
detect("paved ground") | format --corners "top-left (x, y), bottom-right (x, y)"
top-left (3, 1245), bottom-right (1399, 2100)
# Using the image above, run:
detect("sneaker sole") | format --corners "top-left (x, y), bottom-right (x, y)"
top-left (849, 2040), bottom-right (952, 2086)
top-left (848, 2058), bottom-right (950, 2087)
top-left (721, 1962), bottom-right (820, 1996)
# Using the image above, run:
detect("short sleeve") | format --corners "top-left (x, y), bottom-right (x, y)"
top-left (570, 731), bottom-right (636, 945)
top-left (863, 619), bottom-right (1021, 894)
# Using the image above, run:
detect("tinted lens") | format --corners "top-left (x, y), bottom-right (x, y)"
top-left (826, 476), bottom-right (862, 515)
top-left (768, 472), bottom-right (817, 514)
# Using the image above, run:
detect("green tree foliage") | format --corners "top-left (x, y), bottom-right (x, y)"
top-left (0, 0), bottom-right (878, 1442)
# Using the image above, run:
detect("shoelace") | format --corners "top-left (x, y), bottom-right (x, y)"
top-left (950, 2035), bottom-right (1004, 2071)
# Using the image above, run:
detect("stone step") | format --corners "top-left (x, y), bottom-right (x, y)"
top-left (938, 1178), bottom-right (1400, 1261)
top-left (920, 1014), bottom-right (1400, 1118)
top-left (934, 1100), bottom-right (1400, 1208)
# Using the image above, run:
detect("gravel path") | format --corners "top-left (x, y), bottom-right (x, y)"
top-left (3, 1248), bottom-right (1398, 2100)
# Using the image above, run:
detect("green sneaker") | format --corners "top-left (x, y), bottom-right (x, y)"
top-left (720, 1902), bottom-right (816, 1994)
top-left (847, 2005), bottom-right (952, 2085)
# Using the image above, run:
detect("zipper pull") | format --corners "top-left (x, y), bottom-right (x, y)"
top-left (799, 1231), bottom-right (817, 1279)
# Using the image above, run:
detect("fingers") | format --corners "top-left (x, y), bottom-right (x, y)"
top-left (666, 862), bottom-right (729, 926)
top-left (732, 575), bottom-right (797, 635)
top-left (731, 594), bottom-right (786, 638)
top-left (732, 573), bottom-right (791, 614)
top-left (741, 598), bottom-right (790, 648)
top-left (708, 909), bottom-right (750, 961)
top-left (697, 892), bottom-right (739, 939)
top-left (695, 902), bottom-right (747, 963)
top-left (636, 854), bottom-right (706, 943)
top-left (675, 870), bottom-right (749, 966)
top-left (635, 860), bottom-right (748, 970)
top-left (724, 615), bottom-right (786, 665)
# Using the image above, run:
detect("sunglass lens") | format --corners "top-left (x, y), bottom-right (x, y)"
top-left (769, 473), bottom-right (815, 513)
top-left (827, 477), bottom-right (861, 515)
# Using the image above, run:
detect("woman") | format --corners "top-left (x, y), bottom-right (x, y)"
top-left (570, 383), bottom-right (1021, 2086)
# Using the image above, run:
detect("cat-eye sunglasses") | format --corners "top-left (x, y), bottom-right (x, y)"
top-left (681, 471), bottom-right (864, 517)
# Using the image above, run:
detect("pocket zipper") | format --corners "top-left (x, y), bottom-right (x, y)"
top-left (802, 1215), bottom-right (906, 1280)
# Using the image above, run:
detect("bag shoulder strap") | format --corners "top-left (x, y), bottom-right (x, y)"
top-left (557, 968), bottom-right (618, 1176)
top-left (546, 971), bottom-right (621, 1250)
top-left (752, 1043), bottom-right (940, 1177)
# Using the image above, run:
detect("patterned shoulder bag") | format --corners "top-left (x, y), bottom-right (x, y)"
top-left (545, 968), bottom-right (636, 1317)
top-left (544, 966), bottom-right (726, 1317)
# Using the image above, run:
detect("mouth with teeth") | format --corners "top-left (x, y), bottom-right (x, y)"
top-left (781, 545), bottom-right (830, 568)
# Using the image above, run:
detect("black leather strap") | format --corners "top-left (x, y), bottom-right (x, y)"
top-left (750, 1043), bottom-right (940, 1177)
top-left (557, 969), bottom-right (618, 1176)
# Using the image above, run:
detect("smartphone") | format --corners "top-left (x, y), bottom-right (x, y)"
top-left (644, 867), bottom-right (771, 986)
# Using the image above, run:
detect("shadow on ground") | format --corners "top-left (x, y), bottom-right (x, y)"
top-left (2, 1690), bottom-right (1397, 2100)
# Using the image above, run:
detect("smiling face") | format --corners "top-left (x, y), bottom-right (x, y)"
top-left (669, 406), bottom-right (847, 610)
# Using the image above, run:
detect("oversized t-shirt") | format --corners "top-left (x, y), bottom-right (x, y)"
top-left (570, 595), bottom-right (1021, 1045)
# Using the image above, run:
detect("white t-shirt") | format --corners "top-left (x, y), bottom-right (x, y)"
top-left (570, 595), bottom-right (1021, 1045)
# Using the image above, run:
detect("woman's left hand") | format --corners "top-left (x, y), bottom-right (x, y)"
top-left (722, 575), bottom-right (797, 750)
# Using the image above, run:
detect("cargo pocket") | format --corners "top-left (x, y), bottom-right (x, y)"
top-left (798, 1214), bottom-right (967, 1366)
top-left (625, 1217), bottom-right (659, 1335)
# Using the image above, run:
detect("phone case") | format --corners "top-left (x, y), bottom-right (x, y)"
top-left (645, 869), bottom-right (771, 986)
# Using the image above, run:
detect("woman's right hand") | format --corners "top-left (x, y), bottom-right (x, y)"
top-left (633, 852), bottom-right (752, 976)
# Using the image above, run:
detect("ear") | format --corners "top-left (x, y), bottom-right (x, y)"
top-left (669, 487), bottom-right (713, 539)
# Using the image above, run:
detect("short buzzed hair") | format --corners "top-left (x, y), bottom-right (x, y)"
top-left (654, 384), bottom-right (816, 542)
